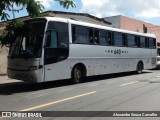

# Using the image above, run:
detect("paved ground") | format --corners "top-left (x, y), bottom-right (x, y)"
top-left (0, 76), bottom-right (22, 84)
top-left (1, 70), bottom-right (160, 120)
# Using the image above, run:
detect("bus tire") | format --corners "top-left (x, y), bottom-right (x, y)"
top-left (136, 62), bottom-right (143, 74)
top-left (71, 65), bottom-right (86, 84)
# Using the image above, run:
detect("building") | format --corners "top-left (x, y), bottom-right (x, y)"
top-left (0, 11), bottom-right (111, 33)
top-left (103, 15), bottom-right (160, 46)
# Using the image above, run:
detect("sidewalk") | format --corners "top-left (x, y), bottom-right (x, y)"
top-left (0, 75), bottom-right (22, 84)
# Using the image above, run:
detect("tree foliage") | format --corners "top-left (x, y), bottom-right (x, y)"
top-left (0, 0), bottom-right (76, 46)
top-left (0, 0), bottom-right (44, 21)
top-left (58, 0), bottom-right (76, 9)
top-left (0, 20), bottom-right (24, 46)
top-left (0, 0), bottom-right (76, 21)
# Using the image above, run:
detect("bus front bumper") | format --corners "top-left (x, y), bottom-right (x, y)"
top-left (7, 68), bottom-right (43, 83)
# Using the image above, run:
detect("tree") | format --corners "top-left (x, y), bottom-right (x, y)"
top-left (0, 20), bottom-right (24, 46)
top-left (58, 0), bottom-right (76, 9)
top-left (0, 0), bottom-right (76, 46)
top-left (0, 0), bottom-right (76, 21)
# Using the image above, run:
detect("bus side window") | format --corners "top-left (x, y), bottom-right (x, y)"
top-left (135, 36), bottom-right (139, 47)
top-left (46, 31), bottom-right (51, 47)
top-left (140, 37), bottom-right (146, 48)
top-left (72, 25), bottom-right (90, 44)
top-left (99, 30), bottom-right (107, 45)
top-left (46, 31), bottom-right (58, 48)
top-left (122, 34), bottom-right (127, 46)
top-left (127, 34), bottom-right (135, 47)
top-left (72, 35), bottom-right (76, 43)
top-left (108, 32), bottom-right (112, 45)
top-left (137, 36), bottom-right (140, 47)
top-left (153, 38), bottom-right (156, 48)
top-left (145, 37), bottom-right (149, 48)
top-left (89, 29), bottom-right (94, 44)
top-left (99, 30), bottom-right (111, 46)
top-left (149, 38), bottom-right (156, 49)
top-left (113, 32), bottom-right (123, 46)
top-left (94, 30), bottom-right (99, 44)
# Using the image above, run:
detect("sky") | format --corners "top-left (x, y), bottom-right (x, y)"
top-left (4, 0), bottom-right (160, 26)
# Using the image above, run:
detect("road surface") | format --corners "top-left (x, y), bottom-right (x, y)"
top-left (1, 70), bottom-right (160, 120)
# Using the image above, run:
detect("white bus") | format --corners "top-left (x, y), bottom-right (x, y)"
top-left (156, 47), bottom-right (160, 69)
top-left (7, 17), bottom-right (157, 83)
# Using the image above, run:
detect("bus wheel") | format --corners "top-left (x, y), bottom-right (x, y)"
top-left (136, 62), bottom-right (143, 74)
top-left (72, 66), bottom-right (83, 84)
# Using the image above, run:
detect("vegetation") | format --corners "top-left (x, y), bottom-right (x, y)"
top-left (0, 0), bottom-right (76, 21)
top-left (0, 0), bottom-right (76, 46)
top-left (0, 20), bottom-right (24, 46)
top-left (0, 0), bottom-right (43, 21)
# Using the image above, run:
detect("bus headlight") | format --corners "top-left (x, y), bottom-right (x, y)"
top-left (28, 66), bottom-right (39, 71)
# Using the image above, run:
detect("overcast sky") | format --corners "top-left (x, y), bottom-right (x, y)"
top-left (5, 0), bottom-right (160, 25)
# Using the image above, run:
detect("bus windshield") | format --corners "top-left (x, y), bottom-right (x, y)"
top-left (9, 19), bottom-right (46, 58)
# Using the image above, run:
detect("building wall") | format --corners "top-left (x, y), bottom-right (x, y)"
top-left (103, 16), bottom-right (120, 28)
top-left (0, 46), bottom-right (8, 75)
top-left (104, 15), bottom-right (160, 45)
top-left (120, 16), bottom-right (160, 44)
top-left (47, 12), bottom-right (110, 27)
top-left (0, 11), bottom-right (111, 33)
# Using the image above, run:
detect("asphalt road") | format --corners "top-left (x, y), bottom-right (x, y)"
top-left (1, 70), bottom-right (160, 120)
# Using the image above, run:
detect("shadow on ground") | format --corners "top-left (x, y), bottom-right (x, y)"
top-left (0, 71), bottom-right (152, 95)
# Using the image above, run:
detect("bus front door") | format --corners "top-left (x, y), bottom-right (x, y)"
top-left (44, 30), bottom-right (58, 81)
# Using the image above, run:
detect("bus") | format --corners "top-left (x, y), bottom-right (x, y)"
top-left (7, 17), bottom-right (157, 83)
top-left (156, 47), bottom-right (160, 69)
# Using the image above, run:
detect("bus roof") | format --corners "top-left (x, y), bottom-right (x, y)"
top-left (43, 17), bottom-right (156, 38)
